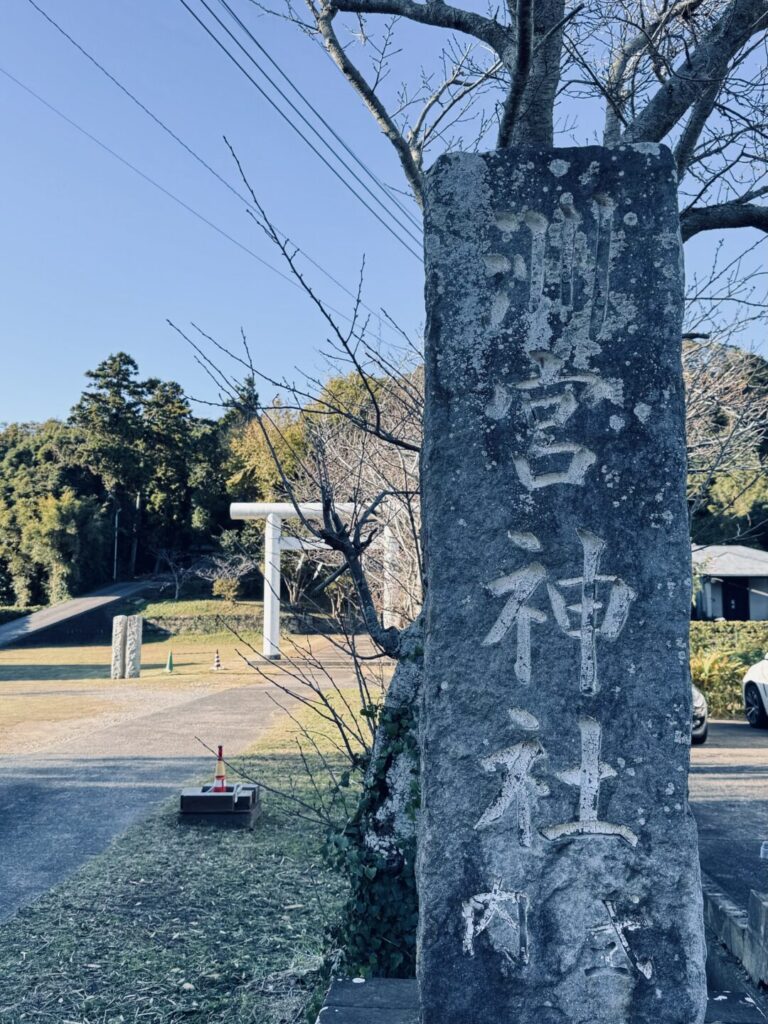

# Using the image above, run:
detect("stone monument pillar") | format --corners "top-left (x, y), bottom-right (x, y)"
top-left (125, 615), bottom-right (142, 679)
top-left (418, 146), bottom-right (706, 1024)
top-left (111, 614), bottom-right (142, 679)
top-left (111, 615), bottom-right (127, 680)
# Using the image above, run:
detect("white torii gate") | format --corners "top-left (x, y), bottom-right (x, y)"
top-left (230, 502), bottom-right (355, 659)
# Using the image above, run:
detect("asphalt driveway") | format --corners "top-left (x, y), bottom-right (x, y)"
top-left (0, 684), bottom-right (286, 922)
top-left (0, 581), bottom-right (148, 649)
top-left (690, 720), bottom-right (768, 908)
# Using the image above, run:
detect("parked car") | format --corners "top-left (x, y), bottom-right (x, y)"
top-left (692, 684), bottom-right (708, 745)
top-left (743, 653), bottom-right (768, 728)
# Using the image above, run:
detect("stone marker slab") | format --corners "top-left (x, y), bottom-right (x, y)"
top-left (418, 145), bottom-right (706, 1024)
top-left (111, 614), bottom-right (142, 679)
top-left (125, 614), bottom-right (142, 678)
top-left (317, 979), bottom-right (419, 1024)
top-left (111, 615), bottom-right (127, 679)
top-left (323, 980), bottom-right (420, 1009)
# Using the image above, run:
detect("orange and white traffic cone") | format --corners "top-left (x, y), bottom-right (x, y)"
top-left (212, 744), bottom-right (227, 792)
top-left (212, 649), bottom-right (222, 672)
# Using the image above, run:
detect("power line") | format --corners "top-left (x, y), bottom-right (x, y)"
top-left (197, 0), bottom-right (422, 242)
top-left (177, 0), bottom-right (423, 258)
top-left (21, 0), bottom-right (413, 329)
top-left (0, 63), bottom-right (385, 332)
top-left (214, 0), bottom-right (422, 233)
top-left (191, 0), bottom-right (423, 252)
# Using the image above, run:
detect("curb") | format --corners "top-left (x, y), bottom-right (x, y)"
top-left (316, 976), bottom-right (767, 1023)
top-left (703, 871), bottom-right (768, 987)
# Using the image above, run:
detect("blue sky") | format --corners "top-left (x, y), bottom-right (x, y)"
top-left (0, 0), bottom-right (426, 423)
top-left (0, 0), bottom-right (764, 424)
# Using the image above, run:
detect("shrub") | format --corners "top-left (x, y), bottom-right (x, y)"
top-left (689, 621), bottom-right (768, 719)
top-left (211, 577), bottom-right (241, 602)
top-left (689, 650), bottom-right (745, 718)
top-left (0, 605), bottom-right (39, 625)
top-left (690, 620), bottom-right (768, 659)
top-left (323, 701), bottom-right (419, 980)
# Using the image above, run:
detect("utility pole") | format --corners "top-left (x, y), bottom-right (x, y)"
top-left (113, 504), bottom-right (121, 581)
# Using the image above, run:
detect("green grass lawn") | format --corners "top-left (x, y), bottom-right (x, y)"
top-left (130, 598), bottom-right (336, 639)
top-left (0, 706), bottom-right (352, 1024)
top-left (137, 598), bottom-right (265, 619)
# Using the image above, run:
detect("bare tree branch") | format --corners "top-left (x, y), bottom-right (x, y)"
top-left (681, 199), bottom-right (768, 238)
top-left (315, 2), bottom-right (425, 201)
top-left (503, 0), bottom-right (566, 146)
top-left (625, 0), bottom-right (768, 143)
top-left (674, 76), bottom-right (723, 174)
top-left (325, 0), bottom-right (512, 54)
top-left (497, 0), bottom-right (534, 146)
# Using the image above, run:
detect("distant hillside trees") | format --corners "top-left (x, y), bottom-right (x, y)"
top-left (0, 420), bottom-right (109, 604)
top-left (686, 342), bottom-right (768, 547)
top-left (0, 353), bottom-right (232, 605)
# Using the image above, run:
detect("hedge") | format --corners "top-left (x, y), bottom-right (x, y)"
top-left (689, 621), bottom-right (768, 719)
top-left (0, 605), bottom-right (40, 626)
top-left (144, 611), bottom-right (336, 637)
top-left (690, 620), bottom-right (768, 658)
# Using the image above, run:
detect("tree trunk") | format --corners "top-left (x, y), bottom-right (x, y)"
top-left (331, 617), bottom-right (423, 976)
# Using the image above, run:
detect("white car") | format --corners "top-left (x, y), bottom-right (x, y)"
top-left (691, 684), bottom-right (708, 745)
top-left (743, 653), bottom-right (768, 728)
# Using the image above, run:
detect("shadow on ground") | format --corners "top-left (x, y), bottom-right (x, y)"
top-left (0, 754), bottom-right (209, 922)
top-left (0, 663), bottom-right (167, 681)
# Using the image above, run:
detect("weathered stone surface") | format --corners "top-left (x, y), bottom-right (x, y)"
top-left (417, 146), bottom-right (706, 1023)
top-left (110, 615), bottom-right (127, 680)
top-left (125, 615), bottom-right (142, 678)
top-left (111, 614), bottom-right (142, 678)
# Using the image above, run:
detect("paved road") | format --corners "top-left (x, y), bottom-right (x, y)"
top-left (690, 721), bottom-right (768, 908)
top-left (4, 687), bottom-right (758, 930)
top-left (0, 581), bottom-right (149, 649)
top-left (0, 683), bottom-right (288, 922)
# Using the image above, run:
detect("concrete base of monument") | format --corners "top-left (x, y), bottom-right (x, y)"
top-left (178, 783), bottom-right (261, 828)
top-left (317, 979), bottom-right (418, 1023)
top-left (315, 950), bottom-right (768, 1024)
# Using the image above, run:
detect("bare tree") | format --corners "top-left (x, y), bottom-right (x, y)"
top-left (685, 340), bottom-right (768, 512)
top-left (684, 238), bottom-right (768, 521)
top-left (242, 0), bottom-right (768, 243)
top-left (152, 546), bottom-right (201, 601)
top-left (293, 370), bottom-right (423, 626)
top-left (173, 1), bottom-right (768, 972)
top-left (195, 551), bottom-right (260, 600)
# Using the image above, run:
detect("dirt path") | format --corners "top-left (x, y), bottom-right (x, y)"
top-left (0, 633), bottom-right (375, 755)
